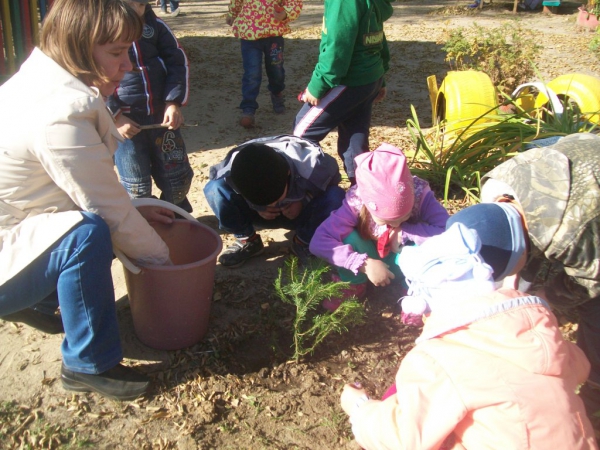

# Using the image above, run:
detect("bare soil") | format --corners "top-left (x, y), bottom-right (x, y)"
top-left (0, 0), bottom-right (598, 448)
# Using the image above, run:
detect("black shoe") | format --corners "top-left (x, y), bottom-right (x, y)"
top-left (61, 363), bottom-right (150, 401)
top-left (1, 308), bottom-right (64, 334)
top-left (291, 235), bottom-right (315, 266)
top-left (218, 235), bottom-right (264, 268)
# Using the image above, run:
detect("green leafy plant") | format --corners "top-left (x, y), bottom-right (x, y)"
top-left (274, 258), bottom-right (366, 362)
top-left (442, 23), bottom-right (541, 94)
top-left (406, 95), bottom-right (598, 205)
top-left (585, 0), bottom-right (600, 16)
top-left (590, 33), bottom-right (600, 59)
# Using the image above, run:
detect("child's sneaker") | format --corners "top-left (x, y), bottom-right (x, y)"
top-left (218, 234), bottom-right (264, 268)
top-left (270, 92), bottom-right (286, 114)
top-left (240, 111), bottom-right (255, 128)
top-left (171, 7), bottom-right (180, 16)
top-left (322, 274), bottom-right (367, 312)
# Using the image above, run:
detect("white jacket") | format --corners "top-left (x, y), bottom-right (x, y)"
top-left (0, 48), bottom-right (169, 287)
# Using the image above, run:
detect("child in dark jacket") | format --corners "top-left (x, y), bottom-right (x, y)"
top-left (107, 0), bottom-right (194, 212)
top-left (203, 135), bottom-right (346, 268)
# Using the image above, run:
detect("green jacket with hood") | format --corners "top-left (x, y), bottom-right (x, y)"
top-left (307, 0), bottom-right (394, 99)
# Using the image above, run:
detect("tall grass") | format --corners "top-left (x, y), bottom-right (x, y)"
top-left (406, 98), bottom-right (598, 205)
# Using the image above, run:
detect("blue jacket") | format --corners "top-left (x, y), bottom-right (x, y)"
top-left (107, 6), bottom-right (189, 117)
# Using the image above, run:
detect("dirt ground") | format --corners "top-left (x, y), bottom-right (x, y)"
top-left (1, 0), bottom-right (599, 448)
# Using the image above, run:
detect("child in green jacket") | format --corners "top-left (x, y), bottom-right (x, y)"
top-left (293, 0), bottom-right (393, 184)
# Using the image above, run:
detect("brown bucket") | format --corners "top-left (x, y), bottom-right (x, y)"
top-left (123, 219), bottom-right (223, 350)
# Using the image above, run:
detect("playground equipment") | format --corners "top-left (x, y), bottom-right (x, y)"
top-left (0, 0), bottom-right (52, 82)
top-left (427, 71), bottom-right (600, 139)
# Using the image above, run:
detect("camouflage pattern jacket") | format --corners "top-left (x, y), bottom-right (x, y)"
top-left (481, 133), bottom-right (600, 311)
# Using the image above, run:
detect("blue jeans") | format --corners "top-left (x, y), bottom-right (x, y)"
top-left (115, 112), bottom-right (194, 212)
top-left (0, 213), bottom-right (122, 374)
top-left (203, 178), bottom-right (345, 244)
top-left (337, 230), bottom-right (404, 285)
top-left (293, 77), bottom-right (384, 179)
top-left (240, 36), bottom-right (285, 113)
top-left (160, 0), bottom-right (179, 12)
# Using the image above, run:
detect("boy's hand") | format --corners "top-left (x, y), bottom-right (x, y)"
top-left (361, 258), bottom-right (395, 286)
top-left (301, 88), bottom-right (320, 106)
top-left (373, 86), bottom-right (387, 103)
top-left (281, 201), bottom-right (302, 220)
top-left (258, 206), bottom-right (282, 220)
top-left (115, 115), bottom-right (141, 139)
top-left (163, 103), bottom-right (184, 130)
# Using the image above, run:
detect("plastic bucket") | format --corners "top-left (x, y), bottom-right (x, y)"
top-left (119, 200), bottom-right (222, 350)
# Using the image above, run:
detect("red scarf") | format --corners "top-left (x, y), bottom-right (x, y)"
top-left (376, 225), bottom-right (392, 259)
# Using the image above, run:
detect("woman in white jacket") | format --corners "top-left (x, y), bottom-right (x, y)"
top-left (0, 0), bottom-right (175, 400)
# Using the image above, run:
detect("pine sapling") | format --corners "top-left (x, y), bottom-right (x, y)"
top-left (274, 257), bottom-right (366, 362)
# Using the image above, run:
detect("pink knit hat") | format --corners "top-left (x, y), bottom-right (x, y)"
top-left (355, 143), bottom-right (415, 220)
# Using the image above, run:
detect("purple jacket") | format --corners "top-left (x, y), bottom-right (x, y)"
top-left (309, 177), bottom-right (449, 274)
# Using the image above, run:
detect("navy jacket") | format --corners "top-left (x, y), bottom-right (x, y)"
top-left (107, 6), bottom-right (189, 117)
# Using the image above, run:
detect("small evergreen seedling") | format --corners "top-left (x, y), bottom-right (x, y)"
top-left (274, 257), bottom-right (366, 362)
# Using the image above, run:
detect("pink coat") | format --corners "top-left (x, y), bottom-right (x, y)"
top-left (350, 289), bottom-right (598, 450)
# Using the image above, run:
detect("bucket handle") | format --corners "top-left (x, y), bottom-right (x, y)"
top-left (114, 198), bottom-right (197, 275)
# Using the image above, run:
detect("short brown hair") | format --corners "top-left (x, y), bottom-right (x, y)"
top-left (40, 0), bottom-right (142, 86)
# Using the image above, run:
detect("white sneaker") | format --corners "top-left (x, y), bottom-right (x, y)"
top-left (171, 7), bottom-right (180, 17)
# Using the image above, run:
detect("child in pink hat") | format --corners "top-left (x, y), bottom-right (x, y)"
top-left (309, 143), bottom-right (449, 310)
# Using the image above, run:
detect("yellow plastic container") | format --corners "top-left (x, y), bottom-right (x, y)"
top-left (434, 71), bottom-right (498, 134)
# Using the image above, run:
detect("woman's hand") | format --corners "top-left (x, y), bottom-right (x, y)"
top-left (115, 115), bottom-right (141, 139)
top-left (341, 383), bottom-right (369, 416)
top-left (136, 205), bottom-right (175, 224)
top-left (281, 201), bottom-right (302, 220)
top-left (361, 258), bottom-right (395, 286)
top-left (163, 103), bottom-right (184, 130)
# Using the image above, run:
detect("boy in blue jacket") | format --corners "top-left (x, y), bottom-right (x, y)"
top-left (203, 135), bottom-right (345, 268)
top-left (107, 0), bottom-right (194, 212)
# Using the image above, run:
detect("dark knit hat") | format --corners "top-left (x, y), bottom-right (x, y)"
top-left (446, 202), bottom-right (527, 281)
top-left (230, 143), bottom-right (289, 206)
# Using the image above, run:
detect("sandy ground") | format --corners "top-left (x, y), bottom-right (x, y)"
top-left (1, 0), bottom-right (599, 448)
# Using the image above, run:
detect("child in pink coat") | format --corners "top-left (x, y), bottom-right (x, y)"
top-left (340, 223), bottom-right (598, 450)
top-left (309, 143), bottom-right (449, 310)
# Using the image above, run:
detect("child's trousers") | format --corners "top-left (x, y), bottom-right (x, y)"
top-left (115, 112), bottom-right (194, 212)
top-left (337, 230), bottom-right (404, 285)
top-left (293, 77), bottom-right (383, 180)
top-left (240, 36), bottom-right (285, 114)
